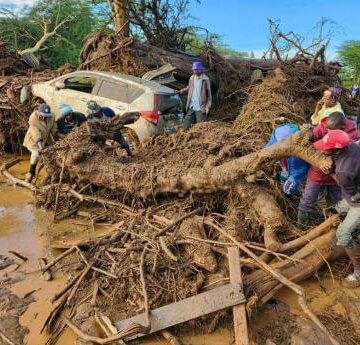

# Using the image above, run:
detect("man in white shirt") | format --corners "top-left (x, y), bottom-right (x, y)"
top-left (180, 61), bottom-right (212, 130)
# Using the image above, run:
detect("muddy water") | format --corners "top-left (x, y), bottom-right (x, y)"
top-left (0, 156), bottom-right (232, 345)
top-left (0, 156), bottom-right (77, 344)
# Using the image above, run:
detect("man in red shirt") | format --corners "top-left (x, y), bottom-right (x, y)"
top-left (298, 112), bottom-right (360, 228)
top-left (314, 129), bottom-right (360, 287)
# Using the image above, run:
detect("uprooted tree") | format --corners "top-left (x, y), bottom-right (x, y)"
top-left (23, 63), bottom-right (347, 345)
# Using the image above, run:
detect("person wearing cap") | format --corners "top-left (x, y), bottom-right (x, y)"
top-left (57, 103), bottom-right (86, 137)
top-left (266, 124), bottom-right (309, 196)
top-left (23, 103), bottom-right (57, 183)
top-left (179, 61), bottom-right (212, 130)
top-left (298, 112), bottom-right (360, 228)
top-left (311, 87), bottom-right (344, 125)
top-left (314, 129), bottom-right (360, 287)
top-left (86, 101), bottom-right (131, 156)
top-left (86, 100), bottom-right (115, 121)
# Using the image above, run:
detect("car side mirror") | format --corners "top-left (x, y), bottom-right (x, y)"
top-left (54, 81), bottom-right (65, 90)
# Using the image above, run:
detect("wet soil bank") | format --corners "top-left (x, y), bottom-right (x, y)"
top-left (1, 155), bottom-right (360, 345)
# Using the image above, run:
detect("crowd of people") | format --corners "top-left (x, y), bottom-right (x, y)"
top-left (22, 99), bottom-right (132, 183)
top-left (22, 64), bottom-right (360, 288)
top-left (268, 85), bottom-right (360, 288)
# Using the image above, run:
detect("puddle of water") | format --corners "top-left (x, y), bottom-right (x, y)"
top-left (0, 156), bottom-right (77, 345)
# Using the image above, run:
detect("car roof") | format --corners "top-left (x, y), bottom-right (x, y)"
top-left (58, 70), bottom-right (175, 94)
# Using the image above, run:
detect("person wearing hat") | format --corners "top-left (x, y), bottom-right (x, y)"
top-left (311, 87), bottom-right (344, 125)
top-left (179, 61), bottom-right (212, 130)
top-left (266, 123), bottom-right (309, 196)
top-left (314, 129), bottom-right (360, 287)
top-left (86, 101), bottom-right (131, 156)
top-left (298, 112), bottom-right (360, 228)
top-left (57, 103), bottom-right (86, 137)
top-left (86, 100), bottom-right (115, 121)
top-left (23, 103), bottom-right (58, 183)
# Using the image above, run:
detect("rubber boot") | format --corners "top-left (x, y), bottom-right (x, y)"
top-left (343, 243), bottom-right (360, 288)
top-left (25, 163), bottom-right (36, 183)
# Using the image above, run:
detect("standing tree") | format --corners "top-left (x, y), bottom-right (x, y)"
top-left (338, 40), bottom-right (360, 82)
top-left (128, 0), bottom-right (200, 50)
top-left (108, 0), bottom-right (129, 36)
top-left (0, 0), bottom-right (98, 67)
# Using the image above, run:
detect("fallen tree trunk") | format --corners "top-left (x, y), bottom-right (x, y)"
top-left (43, 126), bottom-right (331, 200)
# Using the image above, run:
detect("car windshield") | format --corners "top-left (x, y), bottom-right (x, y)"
top-left (156, 94), bottom-right (182, 113)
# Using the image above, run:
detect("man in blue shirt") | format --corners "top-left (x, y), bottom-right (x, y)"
top-left (266, 124), bottom-right (309, 196)
top-left (87, 101), bottom-right (131, 156)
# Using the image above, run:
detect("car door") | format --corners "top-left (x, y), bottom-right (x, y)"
top-left (51, 74), bottom-right (101, 118)
top-left (92, 79), bottom-right (129, 115)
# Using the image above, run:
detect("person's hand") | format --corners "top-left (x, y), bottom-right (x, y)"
top-left (320, 159), bottom-right (333, 174)
top-left (300, 123), bottom-right (312, 130)
top-left (351, 192), bottom-right (360, 203)
top-left (282, 176), bottom-right (298, 195)
top-left (37, 141), bottom-right (43, 151)
top-left (317, 98), bottom-right (325, 108)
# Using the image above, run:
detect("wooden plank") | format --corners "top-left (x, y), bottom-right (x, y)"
top-left (115, 283), bottom-right (245, 340)
top-left (228, 247), bottom-right (249, 345)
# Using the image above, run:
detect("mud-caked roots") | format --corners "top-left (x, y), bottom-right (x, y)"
top-left (37, 69), bottom-right (346, 344)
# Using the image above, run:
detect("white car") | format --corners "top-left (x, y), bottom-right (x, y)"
top-left (31, 70), bottom-right (184, 142)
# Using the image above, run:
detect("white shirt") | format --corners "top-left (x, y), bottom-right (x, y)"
top-left (189, 75), bottom-right (202, 111)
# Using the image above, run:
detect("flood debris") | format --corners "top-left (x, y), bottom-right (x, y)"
top-left (1, 31), bottom-right (357, 345)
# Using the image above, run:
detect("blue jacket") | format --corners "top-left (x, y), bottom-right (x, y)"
top-left (266, 124), bottom-right (309, 187)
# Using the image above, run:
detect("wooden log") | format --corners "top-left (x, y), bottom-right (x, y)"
top-left (228, 247), bottom-right (249, 345)
top-left (0, 158), bottom-right (37, 191)
top-left (206, 220), bottom-right (340, 345)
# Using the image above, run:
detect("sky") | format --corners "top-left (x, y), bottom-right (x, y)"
top-left (0, 0), bottom-right (35, 10)
top-left (1, 0), bottom-right (359, 59)
top-left (187, 0), bottom-right (360, 59)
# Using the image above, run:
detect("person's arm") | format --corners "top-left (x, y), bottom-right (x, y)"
top-left (28, 116), bottom-right (42, 145)
top-left (287, 157), bottom-right (308, 182)
top-left (311, 124), bottom-right (324, 142)
top-left (77, 113), bottom-right (87, 125)
top-left (179, 85), bottom-right (189, 94)
top-left (337, 171), bottom-right (358, 201)
top-left (205, 77), bottom-right (212, 114)
top-left (179, 76), bottom-right (192, 94)
top-left (310, 99), bottom-right (324, 125)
